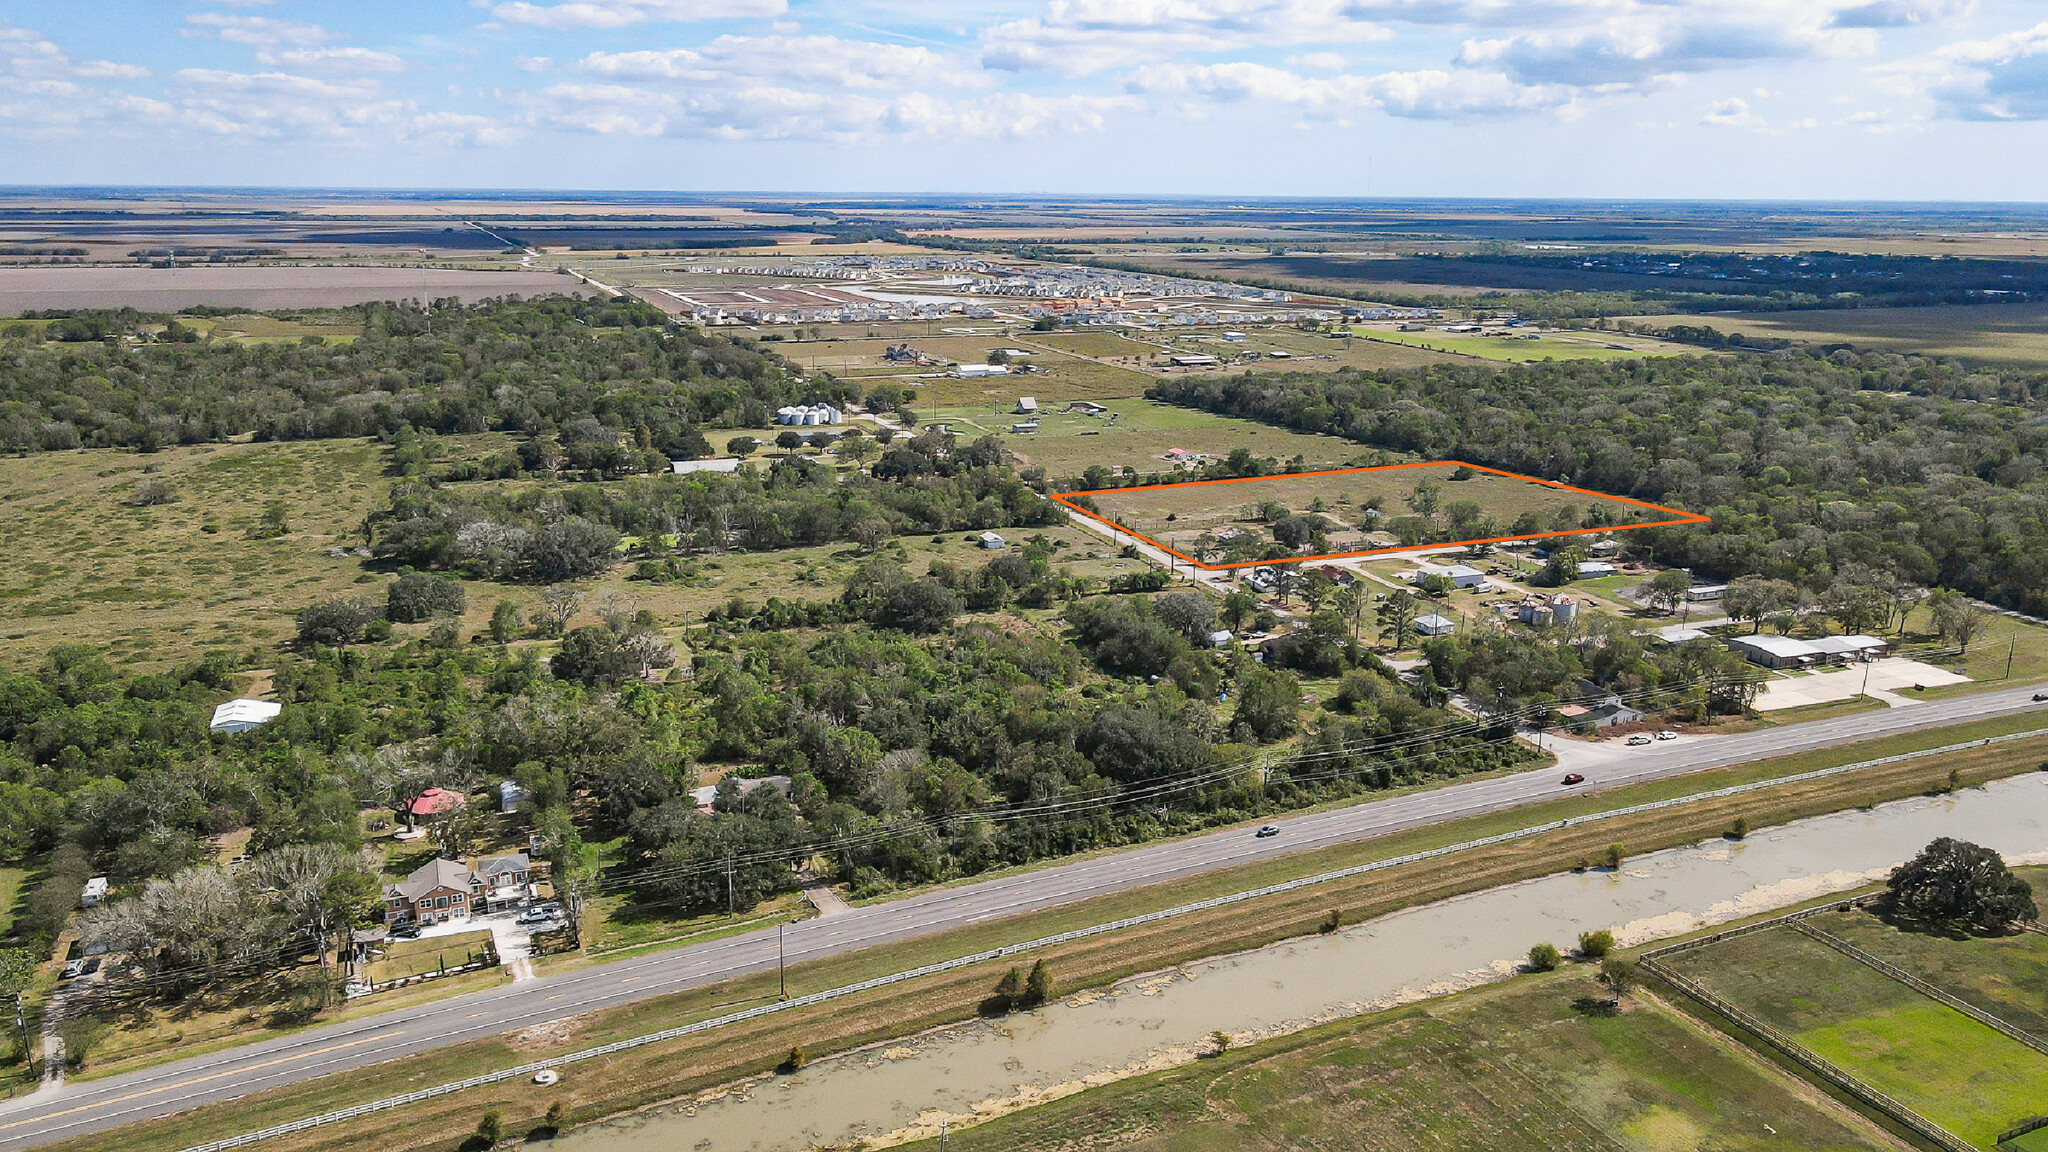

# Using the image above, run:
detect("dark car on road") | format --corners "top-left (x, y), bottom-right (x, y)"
top-left (1256, 824), bottom-right (1281, 838)
top-left (389, 923), bottom-right (422, 940)
top-left (1561, 773), bottom-right (1586, 786)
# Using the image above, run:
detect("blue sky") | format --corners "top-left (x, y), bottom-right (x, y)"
top-left (4, 0), bottom-right (2048, 197)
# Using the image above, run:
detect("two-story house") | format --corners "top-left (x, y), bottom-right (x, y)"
top-left (384, 858), bottom-right (478, 926)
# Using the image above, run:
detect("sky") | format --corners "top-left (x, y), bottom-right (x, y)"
top-left (5, 0), bottom-right (2048, 198)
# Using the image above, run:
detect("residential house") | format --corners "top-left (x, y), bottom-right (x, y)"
top-left (1206, 629), bottom-right (1236, 649)
top-left (1413, 613), bottom-right (1458, 637)
top-left (384, 858), bottom-right (478, 927)
top-left (80, 876), bottom-right (108, 908)
top-left (1686, 583), bottom-right (1728, 603)
top-left (1576, 561), bottom-right (1618, 577)
top-left (408, 787), bottom-right (465, 825)
top-left (476, 853), bottom-right (535, 912)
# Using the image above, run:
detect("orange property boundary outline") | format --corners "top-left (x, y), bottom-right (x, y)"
top-left (1052, 460), bottom-right (1710, 572)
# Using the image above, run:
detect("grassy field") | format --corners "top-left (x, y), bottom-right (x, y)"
top-left (1805, 896), bottom-right (2048, 1042)
top-left (1352, 326), bottom-right (1682, 362)
top-left (993, 397), bottom-right (1377, 479)
top-left (1637, 303), bottom-right (2048, 367)
top-left (1082, 461), bottom-right (1648, 558)
top-left (365, 930), bottom-right (496, 985)
top-left (58, 715), bottom-right (2048, 1152)
top-left (1666, 918), bottom-right (2048, 1149)
top-left (0, 869), bottom-right (22, 937)
top-left (0, 437), bottom-right (415, 667)
top-left (906, 970), bottom-right (1896, 1152)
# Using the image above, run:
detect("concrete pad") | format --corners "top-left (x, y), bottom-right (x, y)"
top-left (1753, 657), bottom-right (1968, 712)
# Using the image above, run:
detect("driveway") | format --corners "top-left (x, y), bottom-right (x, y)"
top-left (1754, 658), bottom-right (1970, 710)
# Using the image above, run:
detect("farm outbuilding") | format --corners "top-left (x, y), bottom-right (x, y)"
top-left (209, 698), bottom-right (282, 733)
top-left (1414, 614), bottom-right (1458, 637)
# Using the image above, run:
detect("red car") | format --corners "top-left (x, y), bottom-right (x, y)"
top-left (1561, 773), bottom-right (1586, 786)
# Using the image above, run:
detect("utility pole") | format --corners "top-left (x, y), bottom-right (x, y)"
top-left (725, 856), bottom-right (736, 920)
top-left (778, 919), bottom-right (788, 1001)
top-left (1859, 656), bottom-right (1873, 702)
top-left (2008, 635), bottom-right (2017, 680)
top-left (14, 993), bottom-right (28, 1080)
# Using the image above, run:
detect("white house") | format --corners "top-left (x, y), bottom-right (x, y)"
top-left (1576, 560), bottom-right (1617, 577)
top-left (671, 457), bottom-right (744, 475)
top-left (1414, 613), bottom-right (1458, 637)
top-left (209, 698), bottom-right (281, 734)
top-left (1686, 583), bottom-right (1729, 602)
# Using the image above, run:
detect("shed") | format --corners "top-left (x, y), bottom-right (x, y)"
top-left (1413, 614), bottom-right (1458, 637)
top-left (1415, 563), bottom-right (1485, 589)
top-left (209, 698), bottom-right (282, 733)
top-left (1576, 561), bottom-right (1617, 577)
top-left (1064, 400), bottom-right (1111, 416)
top-left (1686, 583), bottom-right (1729, 602)
top-left (1206, 630), bottom-right (1236, 649)
top-left (979, 531), bottom-right (1007, 549)
top-left (1169, 354), bottom-right (1220, 368)
top-left (80, 877), bottom-right (109, 908)
top-left (498, 780), bottom-right (524, 814)
top-left (1015, 397), bottom-right (1038, 414)
top-left (1807, 635), bottom-right (1889, 663)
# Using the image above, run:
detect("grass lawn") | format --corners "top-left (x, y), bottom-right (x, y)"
top-left (365, 930), bottom-right (496, 984)
top-left (1667, 925), bottom-right (2048, 1148)
top-left (0, 868), bottom-right (24, 936)
top-left (904, 969), bottom-right (1893, 1152)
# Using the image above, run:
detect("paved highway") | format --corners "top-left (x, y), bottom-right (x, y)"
top-left (4, 682), bottom-right (2044, 1150)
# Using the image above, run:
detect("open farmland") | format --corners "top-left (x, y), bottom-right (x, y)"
top-left (1637, 302), bottom-right (2048, 368)
top-left (0, 266), bottom-right (575, 314)
top-left (1352, 326), bottom-right (1684, 362)
top-left (1664, 914), bottom-right (2048, 1149)
top-left (990, 398), bottom-right (1372, 478)
top-left (911, 967), bottom-right (1898, 1152)
top-left (1075, 462), bottom-right (1690, 567)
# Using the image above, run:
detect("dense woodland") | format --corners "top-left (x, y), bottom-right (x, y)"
top-left (0, 297), bottom-right (826, 454)
top-left (1151, 351), bottom-right (2048, 616)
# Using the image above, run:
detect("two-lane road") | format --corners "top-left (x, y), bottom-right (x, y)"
top-left (5, 681), bottom-right (2044, 1150)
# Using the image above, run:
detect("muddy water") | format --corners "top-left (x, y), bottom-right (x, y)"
top-left (558, 774), bottom-right (2048, 1152)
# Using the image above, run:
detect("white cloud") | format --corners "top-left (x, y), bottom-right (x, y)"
top-left (1458, 10), bottom-right (1874, 92)
top-left (1828, 0), bottom-right (1972, 29)
top-left (580, 35), bottom-right (984, 90)
top-left (522, 80), bottom-right (1131, 142)
top-left (256, 47), bottom-right (405, 74)
top-left (182, 13), bottom-right (338, 49)
top-left (1892, 21), bottom-right (2048, 120)
top-left (1287, 52), bottom-right (1348, 70)
top-left (983, 0), bottom-right (1392, 76)
top-left (485, 0), bottom-right (785, 30)
top-left (1130, 60), bottom-right (1573, 117)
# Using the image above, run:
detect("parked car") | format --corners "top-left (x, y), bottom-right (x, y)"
top-left (79, 957), bottom-right (101, 976)
top-left (2034, 693), bottom-right (2047, 702)
top-left (1255, 825), bottom-right (1281, 838)
top-left (516, 908), bottom-right (557, 926)
top-left (1561, 773), bottom-right (1586, 786)
top-left (60, 959), bottom-right (84, 979)
top-left (389, 923), bottom-right (422, 940)
top-left (1625, 734), bottom-right (1653, 746)
top-left (1656, 730), bottom-right (1678, 741)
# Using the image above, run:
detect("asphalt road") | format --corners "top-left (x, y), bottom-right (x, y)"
top-left (4, 681), bottom-right (2044, 1150)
